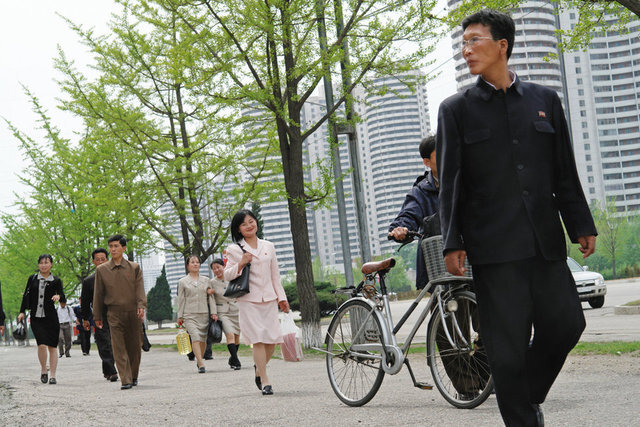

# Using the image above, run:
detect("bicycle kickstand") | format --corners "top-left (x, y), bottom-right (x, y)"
top-left (403, 358), bottom-right (433, 390)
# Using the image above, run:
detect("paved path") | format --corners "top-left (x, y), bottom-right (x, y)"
top-left (1, 345), bottom-right (639, 426)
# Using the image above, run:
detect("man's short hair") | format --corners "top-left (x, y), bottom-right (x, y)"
top-left (92, 248), bottom-right (109, 260)
top-left (107, 234), bottom-right (127, 247)
top-left (462, 10), bottom-right (515, 59)
top-left (419, 135), bottom-right (436, 159)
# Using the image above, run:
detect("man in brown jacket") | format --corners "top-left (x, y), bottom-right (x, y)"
top-left (93, 235), bottom-right (146, 390)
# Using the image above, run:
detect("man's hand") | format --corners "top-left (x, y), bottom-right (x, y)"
top-left (444, 250), bottom-right (467, 276)
top-left (577, 235), bottom-right (596, 258)
top-left (137, 308), bottom-right (145, 319)
top-left (388, 227), bottom-right (409, 242)
top-left (95, 320), bottom-right (103, 329)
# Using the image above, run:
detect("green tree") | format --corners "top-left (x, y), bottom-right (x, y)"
top-left (53, 4), bottom-right (272, 272)
top-left (154, 0), bottom-right (440, 347)
top-left (591, 199), bottom-right (627, 279)
top-left (147, 266), bottom-right (173, 328)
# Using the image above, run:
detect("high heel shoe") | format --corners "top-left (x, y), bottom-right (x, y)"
top-left (40, 373), bottom-right (48, 384)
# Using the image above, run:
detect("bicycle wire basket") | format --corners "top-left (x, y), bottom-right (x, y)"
top-left (421, 235), bottom-right (473, 281)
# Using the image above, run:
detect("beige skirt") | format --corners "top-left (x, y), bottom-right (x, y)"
top-left (218, 310), bottom-right (240, 335)
top-left (183, 313), bottom-right (209, 342)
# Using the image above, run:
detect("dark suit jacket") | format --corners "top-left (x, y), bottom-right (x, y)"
top-left (0, 281), bottom-right (5, 324)
top-left (436, 76), bottom-right (597, 265)
top-left (80, 273), bottom-right (96, 321)
top-left (20, 274), bottom-right (65, 318)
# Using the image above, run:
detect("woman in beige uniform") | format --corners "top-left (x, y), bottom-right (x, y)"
top-left (177, 255), bottom-right (217, 373)
top-left (209, 258), bottom-right (242, 370)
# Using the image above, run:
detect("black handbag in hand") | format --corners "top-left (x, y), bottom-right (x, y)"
top-left (224, 243), bottom-right (250, 298)
top-left (208, 319), bottom-right (223, 343)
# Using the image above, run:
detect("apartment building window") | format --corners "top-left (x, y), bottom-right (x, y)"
top-left (596, 107), bottom-right (614, 114)
top-left (602, 151), bottom-right (620, 158)
top-left (584, 143), bottom-right (591, 150)
top-left (598, 118), bottom-right (616, 125)
top-left (589, 188), bottom-right (596, 194)
top-left (583, 132), bottom-right (589, 139)
top-left (575, 67), bottom-right (582, 74)
top-left (593, 75), bottom-right (611, 81)
top-left (600, 140), bottom-right (618, 147)
top-left (577, 78), bottom-right (583, 85)
top-left (580, 110), bottom-right (586, 117)
top-left (585, 154), bottom-right (591, 161)
top-left (618, 116), bottom-right (638, 124)
top-left (570, 12), bottom-right (576, 19)
top-left (591, 64), bottom-right (610, 70)
top-left (574, 56), bottom-right (580, 63)
top-left (594, 86), bottom-right (612, 92)
top-left (587, 165), bottom-right (593, 172)
top-left (588, 176), bottom-right (594, 183)
top-left (581, 121), bottom-right (588, 128)
top-left (589, 53), bottom-right (608, 60)
top-left (604, 173), bottom-right (622, 180)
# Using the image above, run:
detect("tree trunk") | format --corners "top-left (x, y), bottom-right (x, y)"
top-left (158, 320), bottom-right (163, 329)
top-left (612, 257), bottom-right (616, 279)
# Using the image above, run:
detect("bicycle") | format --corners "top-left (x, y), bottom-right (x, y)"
top-left (315, 232), bottom-right (493, 409)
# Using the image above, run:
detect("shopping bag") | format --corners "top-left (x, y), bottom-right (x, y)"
top-left (280, 312), bottom-right (303, 362)
top-left (176, 327), bottom-right (192, 355)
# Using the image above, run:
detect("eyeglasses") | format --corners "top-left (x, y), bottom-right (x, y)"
top-left (460, 36), bottom-right (494, 50)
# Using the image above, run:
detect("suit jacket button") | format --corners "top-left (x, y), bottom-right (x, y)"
top-left (523, 190), bottom-right (529, 196)
top-left (517, 164), bottom-right (524, 170)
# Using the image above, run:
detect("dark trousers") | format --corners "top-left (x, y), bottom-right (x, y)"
top-left (58, 323), bottom-right (72, 356)
top-left (95, 320), bottom-right (117, 377)
top-left (107, 310), bottom-right (142, 385)
top-left (79, 328), bottom-right (92, 354)
top-left (473, 255), bottom-right (585, 427)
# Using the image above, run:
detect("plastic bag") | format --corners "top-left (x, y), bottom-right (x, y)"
top-left (176, 327), bottom-right (192, 355)
top-left (280, 312), bottom-right (303, 362)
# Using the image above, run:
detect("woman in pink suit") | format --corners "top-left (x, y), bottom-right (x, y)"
top-left (224, 209), bottom-right (290, 396)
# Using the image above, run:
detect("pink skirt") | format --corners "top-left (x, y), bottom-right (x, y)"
top-left (237, 300), bottom-right (283, 345)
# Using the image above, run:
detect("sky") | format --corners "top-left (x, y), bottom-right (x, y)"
top-left (0, 1), bottom-right (456, 229)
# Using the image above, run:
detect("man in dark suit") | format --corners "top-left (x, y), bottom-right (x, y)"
top-left (0, 281), bottom-right (5, 336)
top-left (436, 10), bottom-right (596, 426)
top-left (81, 248), bottom-right (118, 382)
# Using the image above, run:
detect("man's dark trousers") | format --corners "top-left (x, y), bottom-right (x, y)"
top-left (472, 254), bottom-right (585, 427)
top-left (94, 318), bottom-right (117, 377)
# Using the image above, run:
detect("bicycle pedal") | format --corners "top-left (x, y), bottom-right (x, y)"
top-left (415, 382), bottom-right (433, 390)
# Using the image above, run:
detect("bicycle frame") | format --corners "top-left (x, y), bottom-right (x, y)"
top-left (334, 272), bottom-right (474, 376)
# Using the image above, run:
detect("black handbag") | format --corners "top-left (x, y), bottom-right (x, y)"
top-left (12, 320), bottom-right (27, 341)
top-left (224, 244), bottom-right (250, 298)
top-left (208, 318), bottom-right (223, 343)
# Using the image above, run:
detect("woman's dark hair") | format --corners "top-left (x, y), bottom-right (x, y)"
top-left (211, 258), bottom-right (225, 267)
top-left (186, 254), bottom-right (200, 265)
top-left (230, 209), bottom-right (258, 243)
top-left (462, 10), bottom-right (515, 59)
top-left (38, 254), bottom-right (53, 264)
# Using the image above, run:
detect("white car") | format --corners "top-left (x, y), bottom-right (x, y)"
top-left (567, 257), bottom-right (607, 308)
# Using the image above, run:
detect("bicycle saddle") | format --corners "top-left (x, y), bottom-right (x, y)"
top-left (361, 257), bottom-right (396, 275)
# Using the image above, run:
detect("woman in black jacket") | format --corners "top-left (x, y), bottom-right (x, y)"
top-left (17, 254), bottom-right (65, 384)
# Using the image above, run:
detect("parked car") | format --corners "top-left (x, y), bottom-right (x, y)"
top-left (567, 257), bottom-right (607, 308)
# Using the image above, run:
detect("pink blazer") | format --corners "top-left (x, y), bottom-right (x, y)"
top-left (223, 239), bottom-right (287, 304)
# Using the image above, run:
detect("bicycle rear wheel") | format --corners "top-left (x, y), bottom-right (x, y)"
top-left (426, 290), bottom-right (493, 409)
top-left (325, 299), bottom-right (385, 406)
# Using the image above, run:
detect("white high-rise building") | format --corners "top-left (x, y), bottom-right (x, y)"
top-left (560, 13), bottom-right (640, 212)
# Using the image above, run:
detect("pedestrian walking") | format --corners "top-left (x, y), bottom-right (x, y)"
top-left (17, 254), bottom-right (66, 385)
top-left (209, 258), bottom-right (241, 370)
top-left (436, 10), bottom-right (596, 426)
top-left (224, 209), bottom-right (289, 396)
top-left (176, 255), bottom-right (217, 373)
top-left (57, 300), bottom-right (75, 358)
top-left (81, 248), bottom-right (118, 382)
top-left (93, 235), bottom-right (147, 390)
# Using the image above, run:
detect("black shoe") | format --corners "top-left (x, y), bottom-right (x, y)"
top-left (109, 374), bottom-right (119, 382)
top-left (232, 364), bottom-right (241, 371)
top-left (198, 366), bottom-right (206, 374)
top-left (254, 365), bottom-right (262, 390)
top-left (121, 384), bottom-right (133, 390)
top-left (58, 354), bottom-right (63, 358)
top-left (40, 373), bottom-right (48, 384)
top-left (49, 378), bottom-right (57, 385)
top-left (203, 355), bottom-right (213, 360)
top-left (533, 404), bottom-right (544, 427)
top-left (458, 391), bottom-right (479, 401)
top-left (65, 354), bottom-right (71, 358)
top-left (262, 385), bottom-right (273, 395)
top-left (132, 378), bottom-right (138, 386)
top-left (82, 353), bottom-right (89, 356)
top-left (187, 352), bottom-right (195, 361)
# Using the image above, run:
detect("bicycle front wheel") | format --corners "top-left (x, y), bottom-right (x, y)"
top-left (325, 299), bottom-right (385, 406)
top-left (426, 290), bottom-right (493, 409)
